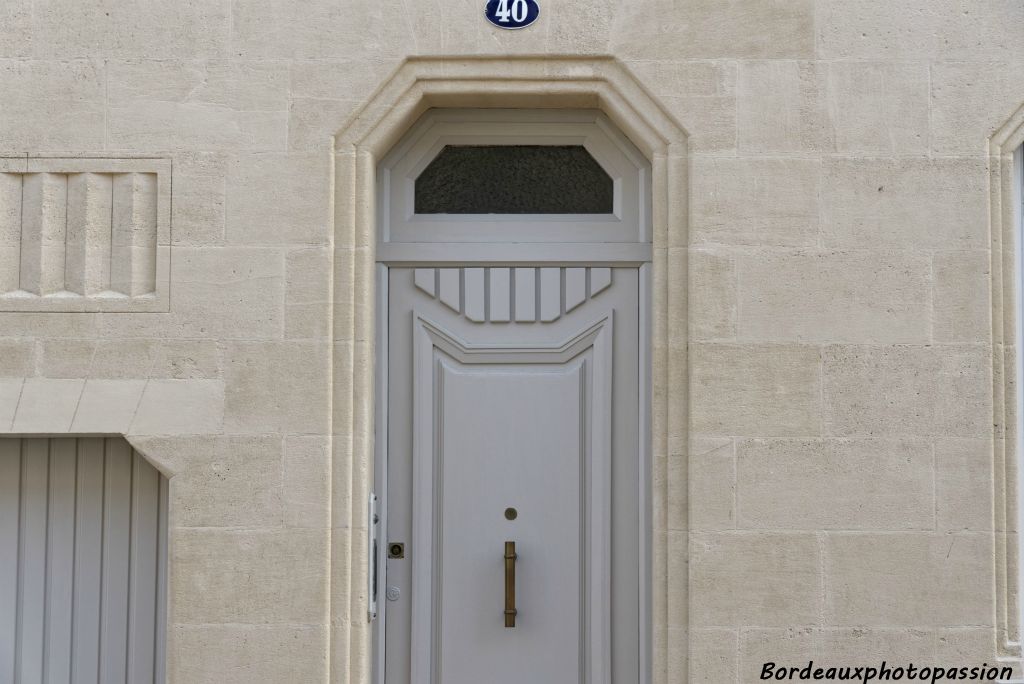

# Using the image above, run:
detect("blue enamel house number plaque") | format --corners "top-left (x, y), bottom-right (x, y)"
top-left (485, 0), bottom-right (540, 29)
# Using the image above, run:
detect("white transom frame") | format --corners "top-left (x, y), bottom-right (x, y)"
top-left (379, 109), bottom-right (651, 246)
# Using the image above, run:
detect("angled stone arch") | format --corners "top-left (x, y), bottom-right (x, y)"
top-left (988, 104), bottom-right (1024, 658)
top-left (331, 56), bottom-right (688, 684)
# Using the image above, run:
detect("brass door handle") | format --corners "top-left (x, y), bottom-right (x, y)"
top-left (504, 541), bottom-right (517, 628)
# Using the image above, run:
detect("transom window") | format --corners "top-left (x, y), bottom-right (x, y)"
top-left (377, 109), bottom-right (651, 252)
top-left (414, 145), bottom-right (614, 215)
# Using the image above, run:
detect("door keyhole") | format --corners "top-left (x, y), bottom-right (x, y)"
top-left (504, 507), bottom-right (518, 521)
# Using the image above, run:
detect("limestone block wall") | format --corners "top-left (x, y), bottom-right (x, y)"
top-left (0, 1), bottom-right (1022, 683)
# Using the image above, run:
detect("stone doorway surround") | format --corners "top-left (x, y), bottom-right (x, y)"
top-left (330, 56), bottom-right (687, 684)
top-left (989, 101), bottom-right (1024, 661)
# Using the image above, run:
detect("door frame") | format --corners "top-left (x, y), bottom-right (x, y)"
top-left (371, 107), bottom-right (654, 682)
top-left (330, 56), bottom-right (688, 684)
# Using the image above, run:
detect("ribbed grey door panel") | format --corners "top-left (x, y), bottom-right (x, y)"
top-left (0, 438), bottom-right (168, 684)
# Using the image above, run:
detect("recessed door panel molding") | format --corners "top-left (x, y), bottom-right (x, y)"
top-left (410, 313), bottom-right (612, 683)
top-left (0, 157), bottom-right (171, 312)
top-left (0, 437), bottom-right (168, 684)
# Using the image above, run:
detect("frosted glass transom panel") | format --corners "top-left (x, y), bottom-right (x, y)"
top-left (378, 109), bottom-right (651, 249)
top-left (414, 145), bottom-right (614, 214)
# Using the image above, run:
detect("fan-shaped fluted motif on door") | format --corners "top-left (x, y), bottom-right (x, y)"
top-left (413, 267), bottom-right (612, 323)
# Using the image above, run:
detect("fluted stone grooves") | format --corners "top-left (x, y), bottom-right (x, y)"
top-left (0, 159), bottom-right (169, 312)
top-left (4, 171), bottom-right (155, 296)
top-left (110, 172), bottom-right (158, 297)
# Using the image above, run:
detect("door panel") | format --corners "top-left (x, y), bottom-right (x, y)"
top-left (385, 267), bottom-right (639, 684)
top-left (0, 438), bottom-right (168, 684)
top-left (439, 361), bottom-right (584, 683)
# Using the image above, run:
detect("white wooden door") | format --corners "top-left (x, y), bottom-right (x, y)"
top-left (384, 266), bottom-right (640, 684)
